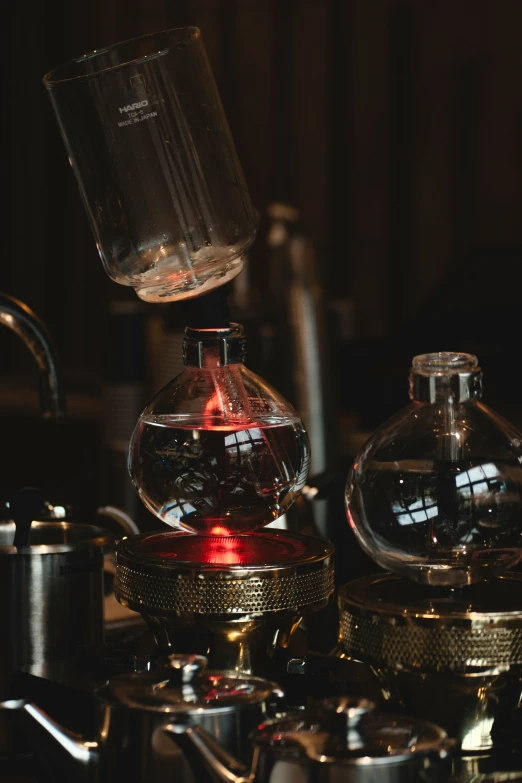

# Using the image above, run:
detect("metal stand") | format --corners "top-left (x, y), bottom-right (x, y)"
top-left (338, 572), bottom-right (522, 767)
top-left (116, 530), bottom-right (335, 675)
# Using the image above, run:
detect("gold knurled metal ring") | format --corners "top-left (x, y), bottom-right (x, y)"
top-left (338, 573), bottom-right (522, 673)
top-left (116, 531), bottom-right (335, 617)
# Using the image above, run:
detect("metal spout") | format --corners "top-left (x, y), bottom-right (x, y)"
top-left (1, 700), bottom-right (98, 781)
top-left (163, 723), bottom-right (253, 783)
top-left (0, 293), bottom-right (65, 418)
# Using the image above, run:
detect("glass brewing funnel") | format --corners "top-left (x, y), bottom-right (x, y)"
top-left (129, 324), bottom-right (310, 535)
top-left (43, 28), bottom-right (257, 303)
top-left (346, 352), bottom-right (522, 586)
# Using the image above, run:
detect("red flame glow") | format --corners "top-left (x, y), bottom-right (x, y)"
top-left (139, 531), bottom-right (307, 566)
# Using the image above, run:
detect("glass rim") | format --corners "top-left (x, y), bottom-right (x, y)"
top-left (411, 351), bottom-right (479, 375)
top-left (43, 26), bottom-right (201, 86)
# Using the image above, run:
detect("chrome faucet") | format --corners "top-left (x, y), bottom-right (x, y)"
top-left (0, 293), bottom-right (65, 418)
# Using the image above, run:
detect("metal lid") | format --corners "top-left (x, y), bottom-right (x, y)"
top-left (96, 654), bottom-right (280, 715)
top-left (338, 573), bottom-right (522, 674)
top-left (0, 521), bottom-right (113, 555)
top-left (115, 530), bottom-right (334, 618)
top-left (252, 697), bottom-right (453, 766)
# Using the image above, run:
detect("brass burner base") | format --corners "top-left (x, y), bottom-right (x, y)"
top-left (142, 611), bottom-right (306, 675)
top-left (338, 572), bottom-right (522, 754)
top-left (116, 530), bottom-right (335, 675)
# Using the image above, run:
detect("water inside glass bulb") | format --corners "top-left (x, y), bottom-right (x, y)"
top-left (130, 414), bottom-right (308, 534)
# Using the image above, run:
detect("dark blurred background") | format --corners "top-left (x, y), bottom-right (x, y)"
top-left (2, 0), bottom-right (522, 540)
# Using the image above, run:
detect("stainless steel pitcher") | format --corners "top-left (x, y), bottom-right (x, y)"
top-left (167, 695), bottom-right (455, 783)
top-left (0, 520), bottom-right (113, 696)
top-left (4, 654), bottom-right (284, 782)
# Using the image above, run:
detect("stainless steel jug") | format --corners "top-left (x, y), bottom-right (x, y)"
top-left (0, 519), bottom-right (113, 697)
top-left (4, 654), bottom-right (284, 782)
top-left (168, 695), bottom-right (455, 783)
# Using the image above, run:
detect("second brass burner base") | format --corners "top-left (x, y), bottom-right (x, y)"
top-left (338, 572), bottom-right (522, 755)
top-left (115, 530), bottom-right (335, 675)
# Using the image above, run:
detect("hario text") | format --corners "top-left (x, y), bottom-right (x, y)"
top-left (119, 100), bottom-right (149, 113)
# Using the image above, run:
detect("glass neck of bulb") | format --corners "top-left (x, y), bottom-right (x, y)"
top-left (409, 352), bottom-right (483, 403)
top-left (182, 323), bottom-right (247, 368)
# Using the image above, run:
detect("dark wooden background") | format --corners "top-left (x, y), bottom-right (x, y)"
top-left (4, 0), bottom-right (522, 377)
top-left (2, 0), bottom-right (522, 443)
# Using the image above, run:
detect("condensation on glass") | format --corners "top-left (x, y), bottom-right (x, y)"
top-left (346, 352), bottom-right (522, 587)
top-left (43, 28), bottom-right (257, 302)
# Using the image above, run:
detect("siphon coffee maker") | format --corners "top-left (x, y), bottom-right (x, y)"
top-left (115, 321), bottom-right (334, 675)
top-left (338, 351), bottom-right (522, 762)
top-left (44, 28), bottom-right (335, 677)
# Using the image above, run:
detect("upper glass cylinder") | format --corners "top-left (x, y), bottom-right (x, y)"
top-left (346, 352), bottom-right (522, 587)
top-left (43, 28), bottom-right (257, 302)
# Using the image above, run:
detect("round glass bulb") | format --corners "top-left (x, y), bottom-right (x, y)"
top-left (346, 352), bottom-right (522, 586)
top-left (129, 325), bottom-right (310, 535)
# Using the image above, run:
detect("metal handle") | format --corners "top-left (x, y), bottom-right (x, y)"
top-left (162, 723), bottom-right (251, 783)
top-left (0, 293), bottom-right (65, 419)
top-left (10, 487), bottom-right (46, 548)
top-left (97, 505), bottom-right (140, 538)
top-left (0, 700), bottom-right (98, 781)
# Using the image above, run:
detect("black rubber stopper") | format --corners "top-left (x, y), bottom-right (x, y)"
top-left (175, 285), bottom-right (231, 330)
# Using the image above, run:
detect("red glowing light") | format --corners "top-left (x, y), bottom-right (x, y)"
top-left (205, 535), bottom-right (245, 565)
top-left (209, 525), bottom-right (230, 536)
top-left (139, 531), bottom-right (307, 566)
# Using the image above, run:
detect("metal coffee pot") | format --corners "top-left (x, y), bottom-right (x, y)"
top-left (0, 499), bottom-right (139, 698)
top-left (6, 654), bottom-right (284, 782)
top-left (168, 695), bottom-right (455, 783)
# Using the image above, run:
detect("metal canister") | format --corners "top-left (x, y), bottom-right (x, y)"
top-left (0, 520), bottom-right (112, 698)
